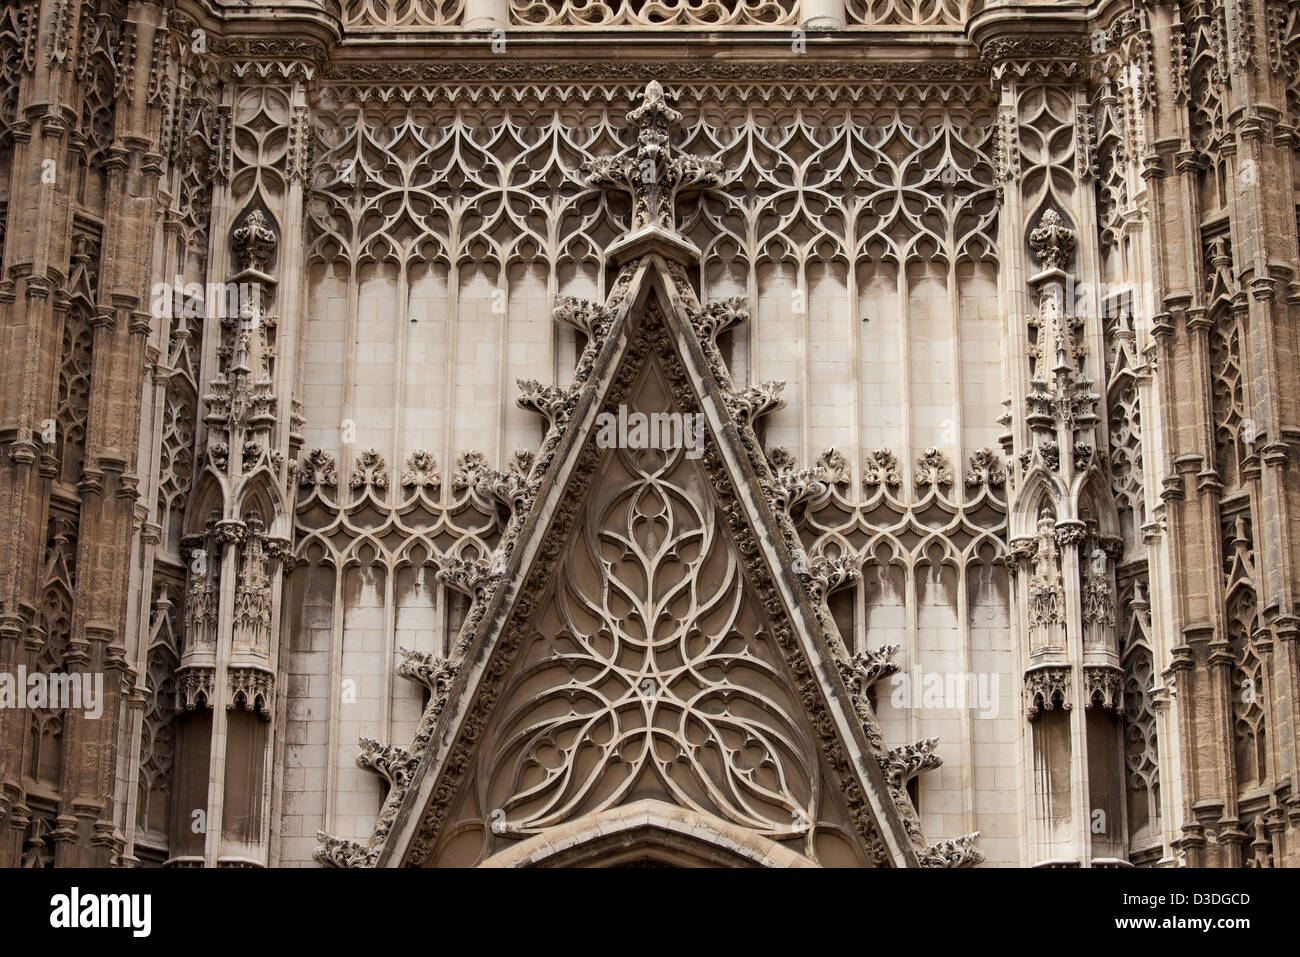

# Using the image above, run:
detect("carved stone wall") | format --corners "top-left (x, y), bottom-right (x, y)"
top-left (0, 0), bottom-right (1296, 869)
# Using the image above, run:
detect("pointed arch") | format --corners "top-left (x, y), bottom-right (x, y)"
top-left (478, 800), bottom-right (817, 868)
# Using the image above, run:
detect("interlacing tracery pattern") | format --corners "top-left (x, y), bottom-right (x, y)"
top-left (343, 0), bottom-right (464, 27)
top-left (510, 0), bottom-right (799, 26)
top-left (306, 102), bottom-right (997, 277)
top-left (845, 0), bottom-right (972, 26)
top-left (1013, 86), bottom-right (1082, 242)
top-left (486, 442), bottom-right (816, 837)
top-left (1105, 311), bottom-right (1145, 553)
top-left (1224, 515), bottom-right (1267, 790)
top-left (295, 450), bottom-right (509, 641)
top-left (1205, 236), bottom-right (1248, 489)
top-left (798, 448), bottom-right (1007, 651)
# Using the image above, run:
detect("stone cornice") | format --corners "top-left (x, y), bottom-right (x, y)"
top-left (318, 57), bottom-right (993, 101)
top-left (173, 0), bottom-right (344, 48)
top-left (967, 2), bottom-right (1091, 83)
top-left (161, 2), bottom-right (1152, 99)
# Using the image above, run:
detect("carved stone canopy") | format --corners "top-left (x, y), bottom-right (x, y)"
top-left (1025, 664), bottom-right (1072, 721)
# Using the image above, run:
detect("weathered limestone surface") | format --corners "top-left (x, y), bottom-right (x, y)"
top-left (0, 0), bottom-right (1296, 868)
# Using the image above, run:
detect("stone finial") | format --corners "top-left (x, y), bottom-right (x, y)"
top-left (350, 449), bottom-right (388, 491)
top-left (915, 447), bottom-right (954, 492)
top-left (400, 450), bottom-right (440, 492)
top-left (816, 447), bottom-right (851, 487)
top-left (298, 449), bottom-right (338, 490)
top-left (920, 832), bottom-right (985, 867)
top-left (863, 448), bottom-right (902, 491)
top-left (583, 81), bottom-right (722, 248)
top-left (965, 448), bottom-right (1006, 490)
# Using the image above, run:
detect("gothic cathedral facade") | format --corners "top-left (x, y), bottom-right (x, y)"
top-left (0, 0), bottom-right (1298, 869)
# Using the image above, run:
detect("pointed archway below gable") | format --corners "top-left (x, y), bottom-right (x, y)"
top-left (478, 800), bottom-right (817, 868)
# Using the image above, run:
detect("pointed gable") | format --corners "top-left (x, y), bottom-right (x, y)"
top-left (412, 278), bottom-right (884, 866)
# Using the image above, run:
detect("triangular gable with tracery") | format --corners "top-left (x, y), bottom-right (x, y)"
top-left (314, 81), bottom-right (982, 869)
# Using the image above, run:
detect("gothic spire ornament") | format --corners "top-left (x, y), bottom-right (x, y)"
top-left (583, 80), bottom-right (722, 265)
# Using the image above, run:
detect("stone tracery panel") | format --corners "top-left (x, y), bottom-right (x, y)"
top-left (1205, 236), bottom-right (1248, 490)
top-left (136, 588), bottom-right (181, 857)
top-left (343, 0), bottom-right (464, 26)
top-left (304, 94), bottom-right (998, 468)
top-left (1118, 579), bottom-right (1159, 854)
top-left (1105, 311), bottom-right (1145, 555)
top-left (307, 99), bottom-right (996, 278)
top-left (1224, 515), bottom-right (1267, 791)
top-left (845, 0), bottom-right (972, 26)
top-left (483, 414), bottom-right (821, 839)
top-left (510, 0), bottom-right (799, 26)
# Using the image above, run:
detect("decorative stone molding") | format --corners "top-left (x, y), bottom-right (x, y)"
top-left (554, 296), bottom-right (613, 341)
top-left (1039, 439), bottom-right (1060, 471)
top-left (233, 517), bottom-right (273, 642)
top-left (396, 648), bottom-right (459, 709)
top-left (313, 832), bottom-right (377, 868)
top-left (320, 59), bottom-right (991, 90)
top-left (1029, 209), bottom-right (1076, 272)
top-left (356, 739), bottom-right (417, 790)
top-left (452, 450), bottom-right (489, 492)
top-left (1026, 514), bottom-right (1066, 652)
top-left (176, 665), bottom-right (216, 712)
top-left (805, 555), bottom-right (861, 602)
top-left (977, 35), bottom-right (1089, 83)
top-left (349, 449), bottom-right (388, 492)
top-left (516, 379), bottom-right (580, 431)
top-left (965, 448), bottom-right (1006, 489)
top-left (514, 0), bottom-right (800, 26)
top-left (1053, 521), bottom-right (1088, 548)
top-left (920, 831), bottom-right (985, 867)
top-left (472, 460), bottom-right (534, 515)
top-left (815, 447), bottom-right (851, 487)
top-left (582, 80), bottom-right (721, 243)
top-left (838, 645), bottom-right (901, 699)
top-left (767, 446), bottom-right (795, 473)
top-left (231, 209), bottom-right (277, 274)
top-left (767, 463), bottom-right (831, 514)
top-left (435, 556), bottom-right (503, 650)
top-left (435, 556), bottom-right (494, 599)
top-left (724, 380), bottom-right (787, 426)
top-left (686, 296), bottom-right (747, 348)
top-left (915, 447), bottom-right (953, 492)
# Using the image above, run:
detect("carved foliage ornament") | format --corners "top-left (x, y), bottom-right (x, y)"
top-left (231, 209), bottom-right (277, 273)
